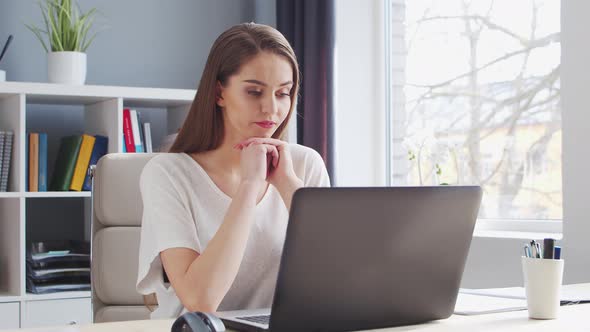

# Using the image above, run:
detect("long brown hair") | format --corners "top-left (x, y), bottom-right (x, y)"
top-left (169, 23), bottom-right (300, 154)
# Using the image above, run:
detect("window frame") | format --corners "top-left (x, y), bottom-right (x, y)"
top-left (383, 0), bottom-right (563, 237)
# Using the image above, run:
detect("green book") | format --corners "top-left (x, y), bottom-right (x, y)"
top-left (49, 135), bottom-right (83, 191)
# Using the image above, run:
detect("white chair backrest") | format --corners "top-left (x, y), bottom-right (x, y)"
top-left (91, 153), bottom-right (158, 322)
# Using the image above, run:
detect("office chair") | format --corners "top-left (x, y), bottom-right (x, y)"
top-left (91, 153), bottom-right (158, 322)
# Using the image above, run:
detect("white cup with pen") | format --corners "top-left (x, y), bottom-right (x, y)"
top-left (522, 238), bottom-right (564, 319)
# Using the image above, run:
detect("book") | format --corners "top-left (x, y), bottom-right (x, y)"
top-left (130, 109), bottom-right (143, 152)
top-left (69, 134), bottom-right (96, 191)
top-left (0, 132), bottom-right (4, 191)
top-left (82, 135), bottom-right (109, 191)
top-left (1, 131), bottom-right (13, 191)
top-left (143, 122), bottom-right (153, 153)
top-left (23, 131), bottom-right (27, 191)
top-left (49, 135), bottom-right (83, 191)
top-left (137, 111), bottom-right (146, 153)
top-left (29, 133), bottom-right (39, 192)
top-left (122, 108), bottom-right (136, 153)
top-left (38, 133), bottom-right (48, 191)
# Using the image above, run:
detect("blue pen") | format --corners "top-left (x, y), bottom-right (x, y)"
top-left (523, 244), bottom-right (532, 258)
top-left (554, 246), bottom-right (562, 260)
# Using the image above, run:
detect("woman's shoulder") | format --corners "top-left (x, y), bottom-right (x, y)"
top-left (140, 153), bottom-right (191, 183)
top-left (143, 152), bottom-right (188, 171)
top-left (287, 143), bottom-right (330, 187)
top-left (288, 143), bottom-right (324, 166)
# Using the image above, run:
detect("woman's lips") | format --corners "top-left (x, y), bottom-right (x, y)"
top-left (255, 121), bottom-right (276, 129)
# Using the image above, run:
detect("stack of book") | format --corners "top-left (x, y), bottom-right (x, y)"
top-left (39, 134), bottom-right (109, 192)
top-left (26, 240), bottom-right (90, 294)
top-left (0, 131), bottom-right (14, 192)
top-left (122, 108), bottom-right (153, 153)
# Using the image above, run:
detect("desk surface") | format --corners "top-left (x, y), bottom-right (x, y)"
top-left (11, 284), bottom-right (590, 332)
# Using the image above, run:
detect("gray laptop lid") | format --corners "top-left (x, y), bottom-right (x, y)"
top-left (268, 186), bottom-right (482, 332)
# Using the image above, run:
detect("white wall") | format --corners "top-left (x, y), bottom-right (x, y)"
top-left (562, 0), bottom-right (590, 284)
top-left (334, 0), bottom-right (386, 186)
top-left (335, 0), bottom-right (589, 287)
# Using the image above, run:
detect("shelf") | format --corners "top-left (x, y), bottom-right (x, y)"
top-left (24, 192), bottom-right (91, 198)
top-left (0, 82), bottom-right (191, 325)
top-left (0, 192), bottom-right (20, 198)
top-left (0, 192), bottom-right (92, 198)
top-left (0, 292), bottom-right (21, 303)
top-left (23, 291), bottom-right (91, 301)
top-left (0, 81), bottom-right (195, 107)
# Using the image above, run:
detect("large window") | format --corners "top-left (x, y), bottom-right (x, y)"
top-left (387, 0), bottom-right (561, 221)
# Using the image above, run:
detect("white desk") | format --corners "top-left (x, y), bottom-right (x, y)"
top-left (8, 284), bottom-right (590, 332)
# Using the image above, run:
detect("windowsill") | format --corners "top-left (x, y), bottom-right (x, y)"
top-left (473, 219), bottom-right (563, 240)
top-left (473, 229), bottom-right (563, 240)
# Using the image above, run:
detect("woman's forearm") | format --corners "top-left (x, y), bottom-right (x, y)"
top-left (177, 181), bottom-right (260, 312)
top-left (276, 176), bottom-right (303, 211)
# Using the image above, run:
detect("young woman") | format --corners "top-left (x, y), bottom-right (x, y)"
top-left (136, 23), bottom-right (330, 319)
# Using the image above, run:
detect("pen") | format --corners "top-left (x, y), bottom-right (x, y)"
top-left (543, 238), bottom-right (555, 259)
top-left (530, 240), bottom-right (537, 258)
top-left (535, 242), bottom-right (542, 258)
top-left (0, 35), bottom-right (13, 63)
top-left (554, 246), bottom-right (561, 260)
top-left (525, 244), bottom-right (532, 258)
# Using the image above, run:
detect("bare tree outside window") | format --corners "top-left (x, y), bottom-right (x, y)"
top-left (389, 0), bottom-right (561, 220)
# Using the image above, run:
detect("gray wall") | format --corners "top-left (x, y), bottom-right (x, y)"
top-left (0, 0), bottom-right (275, 88)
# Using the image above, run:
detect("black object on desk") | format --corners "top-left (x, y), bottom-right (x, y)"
top-left (543, 238), bottom-right (555, 259)
top-left (171, 312), bottom-right (226, 332)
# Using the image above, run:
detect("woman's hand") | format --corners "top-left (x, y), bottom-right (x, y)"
top-left (238, 141), bottom-right (279, 190)
top-left (235, 138), bottom-right (303, 210)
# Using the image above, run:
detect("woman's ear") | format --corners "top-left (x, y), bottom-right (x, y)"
top-left (216, 81), bottom-right (226, 108)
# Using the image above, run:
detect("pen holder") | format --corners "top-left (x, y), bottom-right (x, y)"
top-left (521, 256), bottom-right (564, 319)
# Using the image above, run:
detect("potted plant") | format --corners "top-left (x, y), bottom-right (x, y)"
top-left (26, 0), bottom-right (100, 85)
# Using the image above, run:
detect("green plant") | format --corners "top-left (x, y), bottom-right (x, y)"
top-left (25, 0), bottom-right (99, 53)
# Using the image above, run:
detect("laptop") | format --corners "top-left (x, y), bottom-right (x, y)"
top-left (218, 186), bottom-right (482, 332)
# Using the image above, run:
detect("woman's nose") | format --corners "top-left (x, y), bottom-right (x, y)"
top-left (261, 95), bottom-right (278, 114)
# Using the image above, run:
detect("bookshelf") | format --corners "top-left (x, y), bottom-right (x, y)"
top-left (0, 81), bottom-right (194, 329)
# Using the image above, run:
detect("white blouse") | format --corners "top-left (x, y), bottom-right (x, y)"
top-left (136, 144), bottom-right (330, 318)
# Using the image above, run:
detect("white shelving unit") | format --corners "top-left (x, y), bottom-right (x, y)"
top-left (0, 81), bottom-right (195, 329)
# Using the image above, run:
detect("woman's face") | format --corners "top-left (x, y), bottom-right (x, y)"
top-left (217, 51), bottom-right (294, 141)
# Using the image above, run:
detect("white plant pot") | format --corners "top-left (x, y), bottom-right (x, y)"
top-left (47, 51), bottom-right (87, 85)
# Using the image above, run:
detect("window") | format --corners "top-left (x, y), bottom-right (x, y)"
top-left (386, 0), bottom-right (562, 221)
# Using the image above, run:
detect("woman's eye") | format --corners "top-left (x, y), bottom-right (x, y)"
top-left (278, 92), bottom-right (291, 97)
top-left (248, 90), bottom-right (262, 96)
